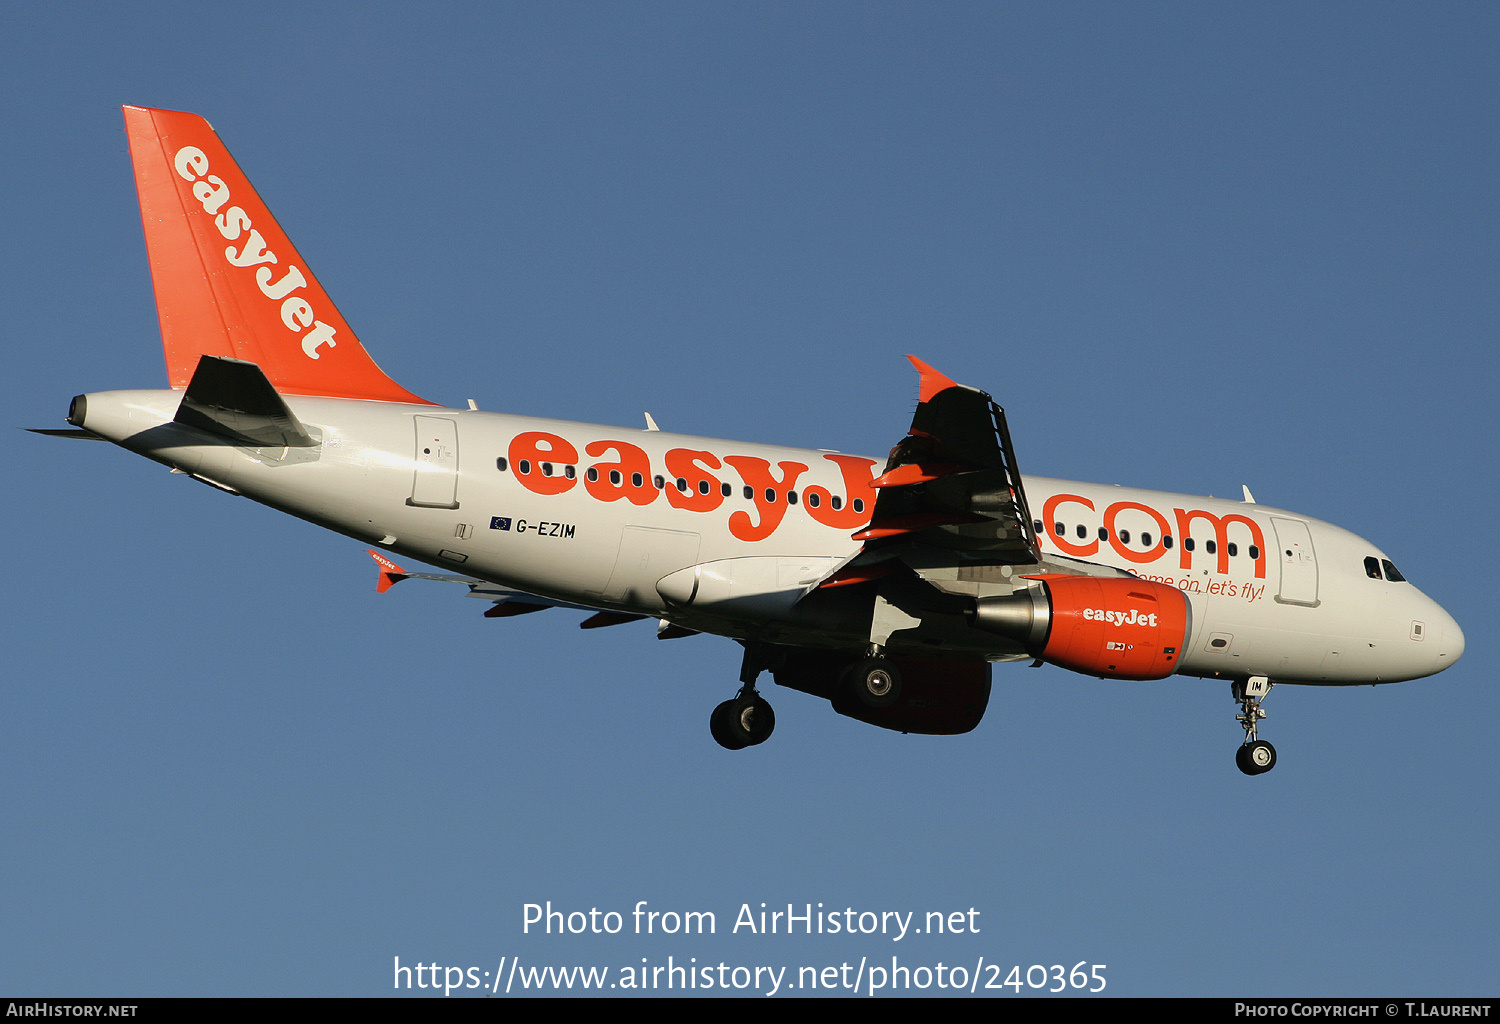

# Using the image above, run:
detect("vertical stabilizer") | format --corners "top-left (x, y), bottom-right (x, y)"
top-left (123, 106), bottom-right (431, 404)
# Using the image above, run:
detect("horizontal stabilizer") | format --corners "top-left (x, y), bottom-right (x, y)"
top-left (27, 428), bottom-right (104, 440)
top-left (174, 355), bottom-right (315, 448)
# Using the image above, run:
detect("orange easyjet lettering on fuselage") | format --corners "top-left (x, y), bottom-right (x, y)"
top-left (499, 441), bottom-right (1267, 573)
top-left (1039, 492), bottom-right (1266, 579)
top-left (501, 431), bottom-right (877, 541)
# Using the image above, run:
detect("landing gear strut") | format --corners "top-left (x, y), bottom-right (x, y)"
top-left (1232, 676), bottom-right (1277, 775)
top-left (710, 643), bottom-right (778, 750)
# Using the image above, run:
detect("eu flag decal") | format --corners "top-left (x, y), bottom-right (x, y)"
top-left (490, 517), bottom-right (512, 531)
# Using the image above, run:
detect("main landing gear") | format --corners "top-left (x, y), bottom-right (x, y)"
top-left (710, 692), bottom-right (776, 750)
top-left (711, 643), bottom-right (778, 750)
top-left (1232, 676), bottom-right (1277, 775)
top-left (709, 644), bottom-right (910, 750)
top-left (839, 654), bottom-right (903, 711)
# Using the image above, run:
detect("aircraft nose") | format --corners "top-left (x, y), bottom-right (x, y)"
top-left (1440, 613), bottom-right (1465, 667)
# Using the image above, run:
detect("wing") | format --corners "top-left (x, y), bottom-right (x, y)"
top-left (365, 549), bottom-right (595, 617)
top-left (364, 550), bottom-right (680, 632)
top-left (817, 357), bottom-right (1040, 591)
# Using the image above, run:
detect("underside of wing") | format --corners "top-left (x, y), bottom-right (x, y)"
top-left (859, 355), bottom-right (1040, 561)
top-left (796, 357), bottom-right (1139, 663)
top-left (811, 355), bottom-right (1064, 601)
top-left (366, 549), bottom-right (594, 614)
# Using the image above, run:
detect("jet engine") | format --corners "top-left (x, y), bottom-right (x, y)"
top-left (771, 648), bottom-right (991, 735)
top-left (968, 575), bottom-right (1190, 680)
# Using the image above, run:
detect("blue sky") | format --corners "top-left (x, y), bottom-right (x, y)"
top-left (3, 2), bottom-right (1496, 997)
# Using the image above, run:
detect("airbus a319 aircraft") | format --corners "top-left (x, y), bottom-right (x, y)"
top-left (45, 107), bottom-right (1465, 774)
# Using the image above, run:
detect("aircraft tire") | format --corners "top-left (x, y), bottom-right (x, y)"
top-left (846, 658), bottom-right (903, 710)
top-left (710, 700), bottom-right (749, 750)
top-left (1237, 740), bottom-right (1277, 775)
top-left (711, 696), bottom-right (774, 749)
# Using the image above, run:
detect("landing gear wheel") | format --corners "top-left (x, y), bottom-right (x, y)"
top-left (1231, 677), bottom-right (1276, 776)
top-left (846, 657), bottom-right (903, 709)
top-left (710, 700), bottom-right (748, 750)
top-left (710, 695), bottom-right (775, 750)
top-left (1236, 739), bottom-right (1277, 775)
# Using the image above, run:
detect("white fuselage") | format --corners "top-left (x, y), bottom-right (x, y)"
top-left (78, 389), bottom-right (1464, 686)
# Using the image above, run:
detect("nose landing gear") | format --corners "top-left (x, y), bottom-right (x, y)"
top-left (1232, 676), bottom-right (1276, 775)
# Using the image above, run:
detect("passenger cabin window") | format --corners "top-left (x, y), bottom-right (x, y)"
top-left (1227, 542), bottom-right (1238, 557)
top-left (1205, 540), bottom-right (1216, 554)
top-left (1164, 535), bottom-right (1174, 549)
top-left (1184, 538), bottom-right (1195, 552)
top-left (832, 496), bottom-right (843, 510)
top-left (807, 492), bottom-right (821, 508)
top-left (1076, 524), bottom-right (1087, 539)
top-left (853, 499), bottom-right (865, 513)
top-left (496, 457), bottom-right (508, 472)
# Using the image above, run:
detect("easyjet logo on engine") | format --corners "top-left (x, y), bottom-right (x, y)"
top-left (172, 146), bottom-right (337, 360)
top-left (1082, 607), bottom-right (1159, 627)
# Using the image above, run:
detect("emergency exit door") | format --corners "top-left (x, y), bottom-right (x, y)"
top-left (408, 415), bottom-right (460, 509)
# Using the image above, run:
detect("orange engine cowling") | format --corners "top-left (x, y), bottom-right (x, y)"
top-left (969, 575), bottom-right (1190, 680)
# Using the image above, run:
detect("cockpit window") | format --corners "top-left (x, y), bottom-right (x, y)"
top-left (1364, 556), bottom-right (1382, 579)
top-left (1382, 559), bottom-right (1407, 583)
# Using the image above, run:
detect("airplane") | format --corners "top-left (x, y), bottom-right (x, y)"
top-left (42, 106), bottom-right (1466, 775)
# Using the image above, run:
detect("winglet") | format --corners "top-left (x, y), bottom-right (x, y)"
top-left (906, 355), bottom-right (961, 403)
top-left (367, 549), bottom-right (407, 593)
top-left (123, 106), bottom-right (432, 404)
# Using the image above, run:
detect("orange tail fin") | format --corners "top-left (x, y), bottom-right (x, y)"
top-left (123, 106), bottom-right (431, 404)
